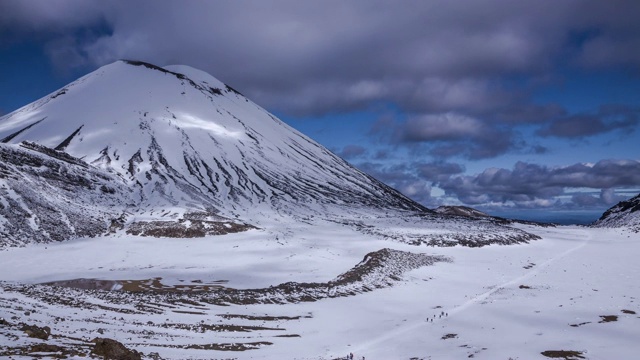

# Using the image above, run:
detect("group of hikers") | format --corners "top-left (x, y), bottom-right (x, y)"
top-left (427, 310), bottom-right (449, 322)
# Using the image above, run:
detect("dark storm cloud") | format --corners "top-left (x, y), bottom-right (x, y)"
top-left (415, 162), bottom-right (466, 183)
top-left (538, 105), bottom-right (639, 138)
top-left (2, 0), bottom-right (639, 116)
top-left (439, 159), bottom-right (640, 206)
top-left (380, 103), bottom-right (637, 160)
top-left (380, 113), bottom-right (518, 159)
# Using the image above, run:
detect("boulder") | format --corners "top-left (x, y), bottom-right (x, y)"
top-left (91, 337), bottom-right (141, 360)
top-left (20, 323), bottom-right (51, 340)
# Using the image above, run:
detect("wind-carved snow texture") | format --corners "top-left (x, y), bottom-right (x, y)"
top-left (593, 193), bottom-right (640, 232)
top-left (0, 59), bottom-right (539, 247)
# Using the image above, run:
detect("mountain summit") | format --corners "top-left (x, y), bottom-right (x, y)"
top-left (0, 60), bottom-right (537, 246)
top-left (0, 60), bottom-right (422, 214)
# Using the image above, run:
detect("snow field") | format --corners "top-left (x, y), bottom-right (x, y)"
top-left (1, 224), bottom-right (638, 359)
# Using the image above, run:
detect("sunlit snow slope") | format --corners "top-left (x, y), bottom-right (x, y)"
top-left (0, 60), bottom-right (423, 217)
top-left (0, 60), bottom-right (538, 246)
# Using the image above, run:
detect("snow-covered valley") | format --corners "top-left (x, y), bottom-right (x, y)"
top-left (1, 222), bottom-right (638, 359)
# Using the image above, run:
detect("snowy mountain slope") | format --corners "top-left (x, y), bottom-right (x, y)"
top-left (593, 193), bottom-right (640, 232)
top-left (0, 60), bottom-right (540, 248)
top-left (0, 141), bottom-right (132, 246)
top-left (0, 60), bottom-right (424, 221)
top-left (0, 141), bottom-right (255, 247)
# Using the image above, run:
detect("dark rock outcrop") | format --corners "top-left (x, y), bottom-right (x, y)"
top-left (92, 337), bottom-right (141, 360)
top-left (20, 323), bottom-right (51, 340)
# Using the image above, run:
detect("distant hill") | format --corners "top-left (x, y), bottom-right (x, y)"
top-left (434, 205), bottom-right (494, 219)
top-left (434, 205), bottom-right (555, 227)
top-left (593, 193), bottom-right (640, 232)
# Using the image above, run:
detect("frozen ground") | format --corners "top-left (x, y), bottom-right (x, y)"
top-left (0, 221), bottom-right (638, 359)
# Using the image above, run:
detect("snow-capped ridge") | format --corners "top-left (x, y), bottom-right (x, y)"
top-left (593, 193), bottom-right (640, 232)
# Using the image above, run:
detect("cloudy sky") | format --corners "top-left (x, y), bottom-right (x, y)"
top-left (2, 0), bottom-right (639, 223)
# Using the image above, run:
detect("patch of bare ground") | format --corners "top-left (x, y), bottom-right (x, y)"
top-left (217, 313), bottom-right (311, 321)
top-left (159, 322), bottom-right (284, 333)
top-left (541, 350), bottom-right (586, 359)
top-left (569, 322), bottom-right (591, 327)
top-left (126, 212), bottom-right (256, 238)
top-left (42, 277), bottom-right (228, 292)
top-left (621, 309), bottom-right (636, 314)
top-left (171, 309), bottom-right (206, 315)
top-left (184, 341), bottom-right (272, 351)
top-left (0, 344), bottom-right (86, 359)
top-left (457, 344), bottom-right (487, 358)
top-left (519, 284), bottom-right (532, 289)
top-left (441, 333), bottom-right (458, 340)
top-left (0, 322), bottom-right (138, 360)
top-left (598, 315), bottom-right (618, 323)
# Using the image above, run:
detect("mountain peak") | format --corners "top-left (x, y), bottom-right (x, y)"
top-left (0, 60), bottom-right (426, 242)
top-left (1, 60), bottom-right (544, 248)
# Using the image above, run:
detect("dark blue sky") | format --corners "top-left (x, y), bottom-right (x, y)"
top-left (1, 0), bottom-right (639, 223)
